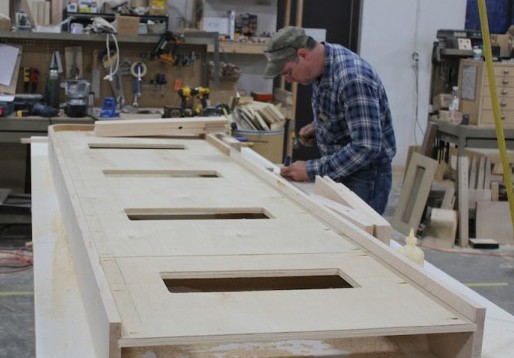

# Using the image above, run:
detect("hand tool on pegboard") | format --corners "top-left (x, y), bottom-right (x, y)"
top-left (130, 61), bottom-right (147, 107)
top-left (91, 49), bottom-right (100, 100)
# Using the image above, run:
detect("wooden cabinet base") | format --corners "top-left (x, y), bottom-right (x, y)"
top-left (46, 122), bottom-right (485, 357)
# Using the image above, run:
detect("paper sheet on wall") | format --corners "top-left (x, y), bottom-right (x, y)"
top-left (0, 44), bottom-right (21, 87)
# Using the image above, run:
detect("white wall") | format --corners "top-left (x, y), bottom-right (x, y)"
top-left (359, 0), bottom-right (467, 167)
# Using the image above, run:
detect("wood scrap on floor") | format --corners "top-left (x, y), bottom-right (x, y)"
top-left (422, 208), bottom-right (458, 249)
top-left (476, 201), bottom-right (514, 245)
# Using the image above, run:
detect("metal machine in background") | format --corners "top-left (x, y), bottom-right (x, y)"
top-left (430, 29), bottom-right (483, 102)
top-left (62, 79), bottom-right (91, 117)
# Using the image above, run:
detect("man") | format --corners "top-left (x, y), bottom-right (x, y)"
top-left (263, 26), bottom-right (396, 215)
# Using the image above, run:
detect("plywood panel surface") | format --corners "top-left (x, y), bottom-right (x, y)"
top-left (47, 126), bottom-right (484, 356)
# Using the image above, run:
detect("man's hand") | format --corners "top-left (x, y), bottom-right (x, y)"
top-left (298, 122), bottom-right (316, 147)
top-left (280, 160), bottom-right (310, 182)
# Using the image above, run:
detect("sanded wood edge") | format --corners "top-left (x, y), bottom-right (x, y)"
top-left (314, 176), bottom-right (391, 244)
top-left (48, 126), bottom-right (122, 358)
top-left (50, 123), bottom-right (95, 132)
top-left (230, 148), bottom-right (485, 349)
top-left (206, 132), bottom-right (242, 155)
top-left (94, 117), bottom-right (227, 137)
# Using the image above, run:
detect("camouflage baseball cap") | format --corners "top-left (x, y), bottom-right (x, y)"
top-left (263, 26), bottom-right (309, 79)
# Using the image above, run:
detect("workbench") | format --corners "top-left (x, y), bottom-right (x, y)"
top-left (430, 118), bottom-right (514, 246)
top-left (0, 116), bottom-right (94, 143)
top-left (0, 116), bottom-right (94, 193)
top-left (31, 140), bottom-right (514, 357)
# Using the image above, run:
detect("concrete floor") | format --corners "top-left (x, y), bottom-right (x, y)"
top-left (1, 176), bottom-right (514, 358)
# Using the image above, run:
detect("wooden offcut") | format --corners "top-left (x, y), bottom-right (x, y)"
top-left (47, 125), bottom-right (485, 357)
top-left (391, 152), bottom-right (438, 236)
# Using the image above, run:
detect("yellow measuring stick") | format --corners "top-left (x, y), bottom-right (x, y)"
top-left (478, 0), bottom-right (514, 232)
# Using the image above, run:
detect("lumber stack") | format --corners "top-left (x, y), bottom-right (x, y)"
top-left (231, 100), bottom-right (286, 131)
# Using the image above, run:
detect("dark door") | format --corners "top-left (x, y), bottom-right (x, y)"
top-left (276, 0), bottom-right (361, 161)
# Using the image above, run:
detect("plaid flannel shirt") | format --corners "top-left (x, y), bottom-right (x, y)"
top-left (305, 43), bottom-right (396, 181)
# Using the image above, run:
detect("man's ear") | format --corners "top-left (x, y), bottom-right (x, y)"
top-left (297, 48), bottom-right (309, 58)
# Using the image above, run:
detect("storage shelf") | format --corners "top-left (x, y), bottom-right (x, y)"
top-left (0, 30), bottom-right (161, 43)
top-left (0, 30), bottom-right (218, 46)
top-left (208, 41), bottom-right (267, 55)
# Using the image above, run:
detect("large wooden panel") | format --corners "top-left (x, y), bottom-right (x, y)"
top-left (47, 124), bottom-right (485, 357)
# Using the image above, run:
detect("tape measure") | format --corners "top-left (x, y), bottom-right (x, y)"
top-left (130, 61), bottom-right (148, 78)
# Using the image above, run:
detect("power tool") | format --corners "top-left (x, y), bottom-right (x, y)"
top-left (150, 31), bottom-right (184, 65)
top-left (177, 86), bottom-right (209, 117)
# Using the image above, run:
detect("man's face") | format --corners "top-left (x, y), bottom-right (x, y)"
top-left (281, 53), bottom-right (314, 86)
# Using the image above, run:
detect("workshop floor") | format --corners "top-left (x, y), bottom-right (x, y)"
top-left (1, 170), bottom-right (514, 358)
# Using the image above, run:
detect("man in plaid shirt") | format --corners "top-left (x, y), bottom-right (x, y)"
top-left (264, 26), bottom-right (396, 214)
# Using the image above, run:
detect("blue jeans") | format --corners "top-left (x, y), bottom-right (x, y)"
top-left (341, 163), bottom-right (392, 215)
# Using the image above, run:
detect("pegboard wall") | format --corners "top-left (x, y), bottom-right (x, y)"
top-left (1, 36), bottom-right (209, 109)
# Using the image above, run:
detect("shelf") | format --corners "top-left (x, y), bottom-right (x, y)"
top-left (61, 10), bottom-right (168, 33)
top-left (0, 30), bottom-right (218, 46)
top-left (0, 30), bottom-right (161, 43)
top-left (208, 41), bottom-right (267, 55)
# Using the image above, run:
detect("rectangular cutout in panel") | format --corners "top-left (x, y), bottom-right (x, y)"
top-left (161, 270), bottom-right (354, 293)
top-left (126, 208), bottom-right (272, 220)
top-left (88, 143), bottom-right (185, 150)
top-left (103, 169), bottom-right (221, 178)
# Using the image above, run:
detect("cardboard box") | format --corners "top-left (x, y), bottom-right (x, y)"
top-left (432, 93), bottom-right (453, 111)
top-left (0, 16), bottom-right (11, 31)
top-left (115, 15), bottom-right (139, 36)
top-left (491, 34), bottom-right (511, 58)
top-left (439, 110), bottom-right (463, 123)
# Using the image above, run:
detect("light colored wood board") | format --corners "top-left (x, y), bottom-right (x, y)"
top-left (31, 142), bottom-right (98, 358)
top-left (391, 152), bottom-right (438, 236)
top-left (491, 181), bottom-right (499, 201)
top-left (48, 129), bottom-right (122, 358)
top-left (469, 156), bottom-right (477, 190)
top-left (468, 189), bottom-right (491, 209)
top-left (122, 336), bottom-right (436, 357)
top-left (36, 141), bottom-right (445, 358)
top-left (433, 180), bottom-right (456, 210)
top-left (112, 254), bottom-right (475, 346)
top-left (313, 176), bottom-right (391, 243)
top-left (311, 195), bottom-right (375, 236)
top-left (48, 131), bottom-right (358, 258)
top-left (477, 155), bottom-right (486, 190)
top-left (476, 201), bottom-right (514, 245)
top-left (94, 117), bottom-right (228, 137)
top-left (205, 132), bottom-right (242, 155)
top-left (229, 148), bottom-right (486, 332)
top-left (465, 148), bottom-right (514, 164)
top-left (51, 0), bottom-right (63, 24)
top-left (484, 157), bottom-right (492, 193)
top-left (47, 127), bottom-right (485, 356)
top-left (423, 208), bottom-right (458, 249)
top-left (458, 157), bottom-right (470, 247)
